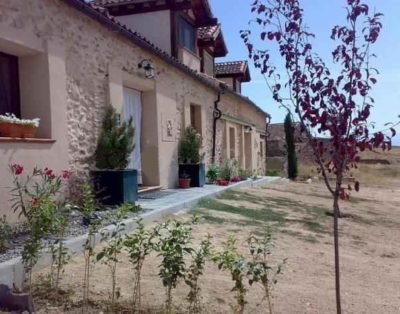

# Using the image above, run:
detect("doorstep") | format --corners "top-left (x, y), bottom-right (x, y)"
top-left (0, 177), bottom-right (281, 287)
top-left (138, 186), bottom-right (162, 194)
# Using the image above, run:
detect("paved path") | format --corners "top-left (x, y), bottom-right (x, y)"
top-left (137, 177), bottom-right (280, 212)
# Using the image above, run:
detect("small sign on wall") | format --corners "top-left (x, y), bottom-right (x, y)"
top-left (162, 112), bottom-right (176, 142)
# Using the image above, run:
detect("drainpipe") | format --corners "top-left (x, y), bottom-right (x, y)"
top-left (212, 83), bottom-right (226, 164)
top-left (265, 114), bottom-right (271, 171)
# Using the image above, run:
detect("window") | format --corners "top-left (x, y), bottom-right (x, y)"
top-left (0, 52), bottom-right (20, 116)
top-left (190, 104), bottom-right (202, 135)
top-left (178, 17), bottom-right (196, 52)
top-left (229, 127), bottom-right (236, 159)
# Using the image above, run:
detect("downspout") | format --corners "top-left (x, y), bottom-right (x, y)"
top-left (212, 83), bottom-right (226, 164)
top-left (265, 114), bottom-right (271, 172)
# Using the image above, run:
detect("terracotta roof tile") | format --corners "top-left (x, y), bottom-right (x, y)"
top-left (215, 61), bottom-right (248, 76)
top-left (198, 24), bottom-right (220, 41)
top-left (92, 0), bottom-right (155, 6)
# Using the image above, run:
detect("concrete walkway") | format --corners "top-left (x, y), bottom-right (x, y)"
top-left (0, 176), bottom-right (281, 287)
top-left (138, 176), bottom-right (280, 213)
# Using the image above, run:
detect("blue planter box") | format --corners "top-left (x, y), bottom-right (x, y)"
top-left (179, 163), bottom-right (205, 187)
top-left (90, 169), bottom-right (138, 206)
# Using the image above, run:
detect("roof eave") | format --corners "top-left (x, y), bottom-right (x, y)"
top-left (62, 0), bottom-right (267, 116)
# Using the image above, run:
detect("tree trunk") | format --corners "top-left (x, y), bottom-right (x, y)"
top-left (333, 196), bottom-right (342, 314)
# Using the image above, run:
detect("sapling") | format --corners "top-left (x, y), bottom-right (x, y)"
top-left (49, 205), bottom-right (71, 298)
top-left (79, 184), bottom-right (101, 312)
top-left (124, 218), bottom-right (160, 313)
top-left (185, 234), bottom-right (212, 313)
top-left (241, 1), bottom-right (397, 312)
top-left (247, 234), bottom-right (286, 314)
top-left (96, 203), bottom-right (139, 308)
top-left (213, 235), bottom-right (248, 314)
top-left (157, 218), bottom-right (197, 313)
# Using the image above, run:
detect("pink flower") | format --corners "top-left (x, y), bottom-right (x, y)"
top-left (11, 164), bottom-right (24, 176)
top-left (44, 168), bottom-right (55, 179)
top-left (62, 170), bottom-right (71, 179)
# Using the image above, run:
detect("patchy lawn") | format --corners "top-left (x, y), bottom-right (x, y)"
top-left (32, 175), bottom-right (400, 313)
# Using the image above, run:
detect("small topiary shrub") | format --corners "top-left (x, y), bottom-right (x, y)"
top-left (95, 107), bottom-right (135, 170)
top-left (178, 127), bottom-right (202, 164)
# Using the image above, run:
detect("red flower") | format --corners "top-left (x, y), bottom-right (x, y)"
top-left (31, 197), bottom-right (38, 206)
top-left (11, 164), bottom-right (23, 176)
top-left (44, 168), bottom-right (55, 179)
top-left (62, 170), bottom-right (71, 179)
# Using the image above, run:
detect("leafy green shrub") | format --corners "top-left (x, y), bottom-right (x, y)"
top-left (178, 127), bottom-right (202, 164)
top-left (247, 234), bottom-right (286, 314)
top-left (9, 165), bottom-right (71, 291)
top-left (124, 218), bottom-right (160, 313)
top-left (96, 204), bottom-right (138, 308)
top-left (0, 215), bottom-right (12, 253)
top-left (206, 164), bottom-right (219, 183)
top-left (48, 205), bottom-right (71, 299)
top-left (219, 159), bottom-right (239, 181)
top-left (185, 234), bottom-right (213, 313)
top-left (157, 218), bottom-right (197, 313)
top-left (266, 170), bottom-right (280, 177)
top-left (79, 183), bottom-right (102, 312)
top-left (238, 169), bottom-right (252, 181)
top-left (95, 106), bottom-right (135, 170)
top-left (213, 235), bottom-right (248, 314)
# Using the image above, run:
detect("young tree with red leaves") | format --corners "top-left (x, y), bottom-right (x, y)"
top-left (241, 0), bottom-right (397, 313)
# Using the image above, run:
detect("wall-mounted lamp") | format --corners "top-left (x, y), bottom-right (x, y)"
top-left (138, 59), bottom-right (155, 79)
top-left (244, 125), bottom-right (253, 133)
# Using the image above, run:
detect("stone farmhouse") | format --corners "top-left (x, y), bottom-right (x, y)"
top-left (0, 0), bottom-right (269, 220)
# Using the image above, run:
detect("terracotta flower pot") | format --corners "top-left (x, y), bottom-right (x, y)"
top-left (179, 178), bottom-right (191, 189)
top-left (0, 122), bottom-right (20, 137)
top-left (20, 125), bottom-right (37, 138)
top-left (216, 179), bottom-right (230, 186)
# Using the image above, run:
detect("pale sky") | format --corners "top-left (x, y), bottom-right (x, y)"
top-left (211, 0), bottom-right (400, 144)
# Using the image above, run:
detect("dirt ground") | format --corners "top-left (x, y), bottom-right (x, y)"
top-left (32, 152), bottom-right (400, 313)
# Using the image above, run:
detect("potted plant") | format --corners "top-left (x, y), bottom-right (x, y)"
top-left (217, 159), bottom-right (238, 186)
top-left (178, 172), bottom-right (191, 189)
top-left (90, 107), bottom-right (137, 206)
top-left (206, 164), bottom-right (219, 184)
top-left (0, 113), bottom-right (40, 138)
top-left (178, 127), bottom-right (205, 187)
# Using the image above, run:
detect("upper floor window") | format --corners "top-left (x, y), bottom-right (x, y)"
top-left (0, 52), bottom-right (20, 116)
top-left (178, 17), bottom-right (196, 52)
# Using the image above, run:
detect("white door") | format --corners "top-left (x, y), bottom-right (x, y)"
top-left (122, 87), bottom-right (143, 185)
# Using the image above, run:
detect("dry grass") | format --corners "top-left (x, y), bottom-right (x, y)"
top-left (298, 146), bottom-right (400, 186)
top-left (31, 148), bottom-right (400, 313)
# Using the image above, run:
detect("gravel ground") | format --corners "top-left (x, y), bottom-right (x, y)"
top-left (0, 207), bottom-right (146, 263)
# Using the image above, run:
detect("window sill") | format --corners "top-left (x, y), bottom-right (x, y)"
top-left (0, 137), bottom-right (56, 144)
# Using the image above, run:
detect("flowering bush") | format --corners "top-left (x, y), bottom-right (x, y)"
top-left (9, 164), bottom-right (71, 289)
top-left (0, 113), bottom-right (40, 127)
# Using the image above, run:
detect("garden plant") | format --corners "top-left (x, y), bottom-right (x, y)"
top-left (213, 235), bottom-right (248, 314)
top-left (247, 234), bottom-right (286, 314)
top-left (96, 203), bottom-right (139, 308)
top-left (9, 165), bottom-right (71, 292)
top-left (185, 234), bottom-right (213, 313)
top-left (124, 218), bottom-right (160, 313)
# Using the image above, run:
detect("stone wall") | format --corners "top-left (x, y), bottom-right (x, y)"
top-left (0, 0), bottom-right (267, 207)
